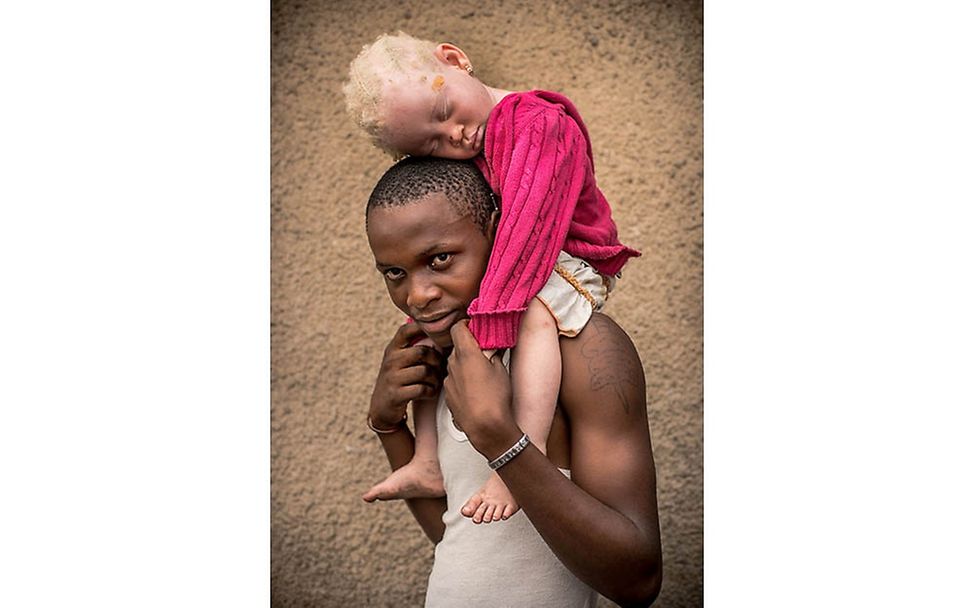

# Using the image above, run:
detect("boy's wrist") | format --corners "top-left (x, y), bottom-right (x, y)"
top-left (470, 422), bottom-right (525, 463)
top-left (368, 400), bottom-right (406, 429)
top-left (367, 412), bottom-right (408, 434)
top-left (487, 433), bottom-right (531, 470)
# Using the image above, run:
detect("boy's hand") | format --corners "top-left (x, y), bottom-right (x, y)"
top-left (443, 321), bottom-right (522, 460)
top-left (369, 323), bottom-right (445, 429)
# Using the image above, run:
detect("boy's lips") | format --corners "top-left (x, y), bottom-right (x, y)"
top-left (415, 310), bottom-right (461, 335)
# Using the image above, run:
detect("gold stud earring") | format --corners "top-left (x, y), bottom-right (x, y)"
top-left (465, 64), bottom-right (474, 75)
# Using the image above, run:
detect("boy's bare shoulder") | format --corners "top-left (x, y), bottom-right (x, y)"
top-left (559, 313), bottom-right (646, 420)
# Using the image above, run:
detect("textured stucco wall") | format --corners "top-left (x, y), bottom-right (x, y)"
top-left (271, 0), bottom-right (702, 605)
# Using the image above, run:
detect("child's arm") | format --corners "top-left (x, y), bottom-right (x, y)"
top-left (467, 100), bottom-right (590, 350)
top-left (367, 323), bottom-right (447, 543)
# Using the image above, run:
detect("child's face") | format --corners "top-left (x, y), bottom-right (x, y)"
top-left (367, 193), bottom-right (495, 348)
top-left (378, 64), bottom-right (496, 160)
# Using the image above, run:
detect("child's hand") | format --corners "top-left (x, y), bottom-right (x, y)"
top-left (443, 321), bottom-right (522, 460)
top-left (369, 323), bottom-right (445, 429)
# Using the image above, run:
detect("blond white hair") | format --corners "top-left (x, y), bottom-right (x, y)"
top-left (343, 32), bottom-right (440, 158)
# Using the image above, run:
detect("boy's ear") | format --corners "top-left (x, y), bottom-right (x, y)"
top-left (434, 43), bottom-right (471, 72)
top-left (486, 209), bottom-right (500, 243)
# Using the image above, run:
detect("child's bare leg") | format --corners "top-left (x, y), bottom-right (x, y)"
top-left (363, 340), bottom-right (445, 502)
top-left (461, 298), bottom-right (560, 523)
top-left (363, 396), bottom-right (444, 501)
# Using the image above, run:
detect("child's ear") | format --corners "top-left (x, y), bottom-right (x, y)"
top-left (434, 43), bottom-right (471, 72)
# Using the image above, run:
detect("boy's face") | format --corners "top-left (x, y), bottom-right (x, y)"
top-left (367, 193), bottom-right (495, 348)
top-left (378, 64), bottom-right (495, 160)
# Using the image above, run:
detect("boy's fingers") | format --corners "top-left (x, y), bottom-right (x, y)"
top-left (416, 346), bottom-right (444, 370)
top-left (448, 320), bottom-right (478, 355)
top-left (398, 345), bottom-right (444, 377)
top-left (392, 321), bottom-right (425, 348)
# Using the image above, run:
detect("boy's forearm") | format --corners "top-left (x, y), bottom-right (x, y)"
top-left (495, 446), bottom-right (661, 606)
top-left (374, 430), bottom-right (447, 544)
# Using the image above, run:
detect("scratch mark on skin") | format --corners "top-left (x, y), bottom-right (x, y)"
top-left (579, 316), bottom-right (641, 414)
top-left (431, 75), bottom-right (445, 91)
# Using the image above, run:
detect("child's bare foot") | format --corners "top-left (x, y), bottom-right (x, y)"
top-left (460, 471), bottom-right (518, 523)
top-left (362, 459), bottom-right (445, 502)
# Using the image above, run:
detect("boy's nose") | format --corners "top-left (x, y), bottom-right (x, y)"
top-left (406, 278), bottom-right (440, 310)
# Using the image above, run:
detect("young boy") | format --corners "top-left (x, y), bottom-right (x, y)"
top-left (363, 156), bottom-right (662, 606)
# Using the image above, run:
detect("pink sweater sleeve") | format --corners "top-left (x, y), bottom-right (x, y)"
top-left (466, 102), bottom-right (590, 350)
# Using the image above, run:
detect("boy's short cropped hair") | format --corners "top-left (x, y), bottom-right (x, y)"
top-left (366, 157), bottom-right (497, 234)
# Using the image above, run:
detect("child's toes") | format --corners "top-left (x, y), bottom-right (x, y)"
top-left (472, 500), bottom-right (489, 524)
top-left (482, 503), bottom-right (497, 524)
top-left (462, 494), bottom-right (483, 518)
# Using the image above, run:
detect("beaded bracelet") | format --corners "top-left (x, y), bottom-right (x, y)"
top-left (487, 433), bottom-right (531, 470)
top-left (367, 412), bottom-right (408, 434)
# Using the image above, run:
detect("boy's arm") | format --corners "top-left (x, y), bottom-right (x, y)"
top-left (367, 323), bottom-right (447, 544)
top-left (444, 316), bottom-right (662, 606)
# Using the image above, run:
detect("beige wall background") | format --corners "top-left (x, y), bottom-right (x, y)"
top-left (271, 0), bottom-right (702, 605)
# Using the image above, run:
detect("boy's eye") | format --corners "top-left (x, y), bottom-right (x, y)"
top-left (383, 268), bottom-right (405, 281)
top-left (430, 253), bottom-right (453, 268)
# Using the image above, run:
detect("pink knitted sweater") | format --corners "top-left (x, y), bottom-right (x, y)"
top-left (468, 90), bottom-right (640, 349)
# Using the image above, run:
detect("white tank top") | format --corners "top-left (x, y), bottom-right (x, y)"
top-left (425, 389), bottom-right (597, 607)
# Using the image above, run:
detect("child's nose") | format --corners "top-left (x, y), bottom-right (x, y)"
top-left (449, 124), bottom-right (465, 146)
